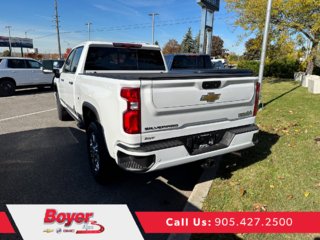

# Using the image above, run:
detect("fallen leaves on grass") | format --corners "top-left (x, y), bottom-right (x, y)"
top-left (287, 195), bottom-right (294, 200)
top-left (253, 203), bottom-right (267, 212)
top-left (278, 176), bottom-right (285, 180)
top-left (315, 183), bottom-right (320, 188)
top-left (240, 187), bottom-right (247, 197)
top-left (270, 184), bottom-right (275, 189)
top-left (304, 192), bottom-right (310, 197)
top-left (314, 137), bottom-right (320, 145)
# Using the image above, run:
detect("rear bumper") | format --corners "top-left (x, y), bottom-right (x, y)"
top-left (115, 124), bottom-right (259, 172)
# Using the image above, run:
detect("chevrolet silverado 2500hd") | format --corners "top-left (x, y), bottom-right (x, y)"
top-left (54, 41), bottom-right (259, 181)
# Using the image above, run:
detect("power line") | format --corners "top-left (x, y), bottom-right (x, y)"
top-left (34, 17), bottom-right (201, 40)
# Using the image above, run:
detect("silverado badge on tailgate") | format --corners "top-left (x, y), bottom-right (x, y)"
top-left (200, 92), bottom-right (221, 103)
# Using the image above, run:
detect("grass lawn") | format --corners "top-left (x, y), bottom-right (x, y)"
top-left (192, 78), bottom-right (320, 240)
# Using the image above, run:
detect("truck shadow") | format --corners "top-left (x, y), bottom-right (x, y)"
top-left (0, 127), bottom-right (277, 240)
top-left (0, 127), bottom-right (201, 209)
top-left (213, 130), bottom-right (280, 180)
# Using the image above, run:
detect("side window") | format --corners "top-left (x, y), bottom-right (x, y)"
top-left (70, 47), bottom-right (83, 73)
top-left (64, 50), bottom-right (76, 73)
top-left (26, 60), bottom-right (41, 69)
top-left (7, 59), bottom-right (26, 69)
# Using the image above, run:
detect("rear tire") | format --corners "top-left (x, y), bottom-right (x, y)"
top-left (55, 92), bottom-right (72, 121)
top-left (0, 79), bottom-right (15, 97)
top-left (86, 121), bottom-right (119, 183)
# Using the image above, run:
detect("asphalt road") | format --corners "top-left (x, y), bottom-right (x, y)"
top-left (0, 88), bottom-right (206, 240)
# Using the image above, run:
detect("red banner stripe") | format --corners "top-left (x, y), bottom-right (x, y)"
top-left (0, 212), bottom-right (15, 234)
top-left (136, 212), bottom-right (320, 234)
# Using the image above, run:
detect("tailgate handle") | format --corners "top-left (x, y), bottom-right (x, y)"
top-left (202, 81), bottom-right (221, 89)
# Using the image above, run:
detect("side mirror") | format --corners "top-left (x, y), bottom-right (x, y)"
top-left (53, 68), bottom-right (61, 78)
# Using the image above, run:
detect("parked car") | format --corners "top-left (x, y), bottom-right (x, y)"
top-left (164, 54), bottom-right (213, 72)
top-left (0, 57), bottom-right (54, 96)
top-left (41, 59), bottom-right (65, 72)
top-left (211, 58), bottom-right (228, 69)
top-left (165, 54), bottom-right (250, 75)
top-left (54, 41), bottom-right (259, 182)
top-left (212, 61), bottom-right (226, 69)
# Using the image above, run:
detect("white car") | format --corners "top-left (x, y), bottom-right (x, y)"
top-left (0, 57), bottom-right (54, 96)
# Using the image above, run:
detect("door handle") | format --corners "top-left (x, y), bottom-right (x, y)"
top-left (69, 81), bottom-right (74, 85)
top-left (61, 79), bottom-right (64, 82)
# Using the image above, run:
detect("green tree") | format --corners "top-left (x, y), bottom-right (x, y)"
top-left (211, 35), bottom-right (227, 57)
top-left (181, 28), bottom-right (196, 53)
top-left (154, 40), bottom-right (159, 46)
top-left (162, 39), bottom-right (181, 54)
top-left (225, 0), bottom-right (320, 74)
top-left (244, 37), bottom-right (262, 60)
top-left (194, 31), bottom-right (200, 54)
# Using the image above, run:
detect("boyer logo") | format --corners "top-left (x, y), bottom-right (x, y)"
top-left (43, 209), bottom-right (105, 234)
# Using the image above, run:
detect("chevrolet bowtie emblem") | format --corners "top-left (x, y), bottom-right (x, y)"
top-left (43, 229), bottom-right (54, 233)
top-left (200, 92), bottom-right (221, 103)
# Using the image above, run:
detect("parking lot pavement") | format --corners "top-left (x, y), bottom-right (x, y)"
top-left (0, 89), bottom-right (206, 240)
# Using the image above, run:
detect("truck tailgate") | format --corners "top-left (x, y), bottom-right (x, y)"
top-left (140, 75), bottom-right (258, 143)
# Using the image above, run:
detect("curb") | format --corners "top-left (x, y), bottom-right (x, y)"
top-left (167, 157), bottom-right (221, 240)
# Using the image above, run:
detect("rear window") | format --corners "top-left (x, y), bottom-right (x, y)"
top-left (85, 47), bottom-right (165, 71)
top-left (7, 59), bottom-right (26, 68)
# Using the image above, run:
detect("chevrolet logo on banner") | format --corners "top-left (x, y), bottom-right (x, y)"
top-left (200, 92), bottom-right (221, 103)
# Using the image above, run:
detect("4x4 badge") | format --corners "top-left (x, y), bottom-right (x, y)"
top-left (200, 92), bottom-right (221, 103)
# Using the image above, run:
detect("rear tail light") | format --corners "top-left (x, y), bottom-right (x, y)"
top-left (253, 82), bottom-right (260, 116)
top-left (121, 88), bottom-right (141, 134)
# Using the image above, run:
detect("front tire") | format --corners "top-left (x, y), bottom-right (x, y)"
top-left (0, 79), bottom-right (15, 97)
top-left (86, 121), bottom-right (119, 183)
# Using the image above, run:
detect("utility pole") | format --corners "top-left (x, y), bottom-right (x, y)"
top-left (5, 26), bottom-right (12, 56)
top-left (54, 0), bottom-right (62, 59)
top-left (148, 13), bottom-right (159, 45)
top-left (86, 22), bottom-right (92, 41)
top-left (258, 0), bottom-right (273, 85)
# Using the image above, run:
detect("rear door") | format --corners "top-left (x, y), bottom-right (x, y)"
top-left (140, 75), bottom-right (258, 142)
top-left (6, 59), bottom-right (29, 85)
top-left (25, 60), bottom-right (53, 84)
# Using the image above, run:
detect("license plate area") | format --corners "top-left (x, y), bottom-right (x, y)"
top-left (183, 131), bottom-right (224, 155)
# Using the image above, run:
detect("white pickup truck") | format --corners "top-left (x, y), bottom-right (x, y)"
top-left (0, 57), bottom-right (54, 96)
top-left (54, 41), bottom-right (259, 182)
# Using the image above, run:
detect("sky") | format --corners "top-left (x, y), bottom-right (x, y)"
top-left (0, 0), bottom-right (246, 55)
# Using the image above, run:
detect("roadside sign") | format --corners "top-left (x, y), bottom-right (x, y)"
top-left (197, 0), bottom-right (220, 11)
top-left (0, 36), bottom-right (33, 48)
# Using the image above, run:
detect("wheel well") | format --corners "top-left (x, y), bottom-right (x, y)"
top-left (0, 77), bottom-right (16, 86)
top-left (82, 106), bottom-right (98, 128)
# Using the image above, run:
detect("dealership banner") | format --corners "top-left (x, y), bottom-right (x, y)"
top-left (3, 205), bottom-right (144, 240)
top-left (0, 36), bottom-right (33, 48)
top-left (136, 212), bottom-right (320, 234)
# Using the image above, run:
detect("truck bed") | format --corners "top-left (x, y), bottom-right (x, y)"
top-left (83, 69), bottom-right (253, 80)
